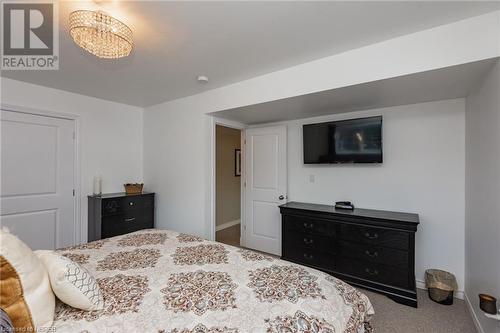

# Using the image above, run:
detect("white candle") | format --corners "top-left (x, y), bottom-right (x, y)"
top-left (93, 176), bottom-right (102, 195)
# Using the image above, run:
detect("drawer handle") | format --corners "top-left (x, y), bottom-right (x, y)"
top-left (124, 217), bottom-right (136, 222)
top-left (364, 232), bottom-right (379, 240)
top-left (303, 238), bottom-right (314, 245)
top-left (303, 253), bottom-right (314, 260)
top-left (365, 250), bottom-right (379, 258)
top-left (365, 268), bottom-right (379, 276)
top-left (303, 222), bottom-right (314, 229)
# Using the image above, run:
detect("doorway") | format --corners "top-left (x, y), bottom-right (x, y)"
top-left (215, 125), bottom-right (242, 247)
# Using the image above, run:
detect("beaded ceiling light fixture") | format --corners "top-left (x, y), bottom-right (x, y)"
top-left (69, 10), bottom-right (133, 59)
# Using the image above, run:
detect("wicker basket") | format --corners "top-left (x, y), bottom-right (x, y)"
top-left (124, 183), bottom-right (143, 195)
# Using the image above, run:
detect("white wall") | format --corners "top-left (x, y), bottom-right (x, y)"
top-left (143, 104), bottom-right (213, 238)
top-left (465, 61), bottom-right (500, 333)
top-left (252, 99), bottom-right (465, 291)
top-left (1, 78), bottom-right (144, 243)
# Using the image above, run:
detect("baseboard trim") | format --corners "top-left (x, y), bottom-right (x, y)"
top-left (216, 219), bottom-right (240, 232)
top-left (415, 279), bottom-right (464, 300)
top-left (465, 292), bottom-right (485, 333)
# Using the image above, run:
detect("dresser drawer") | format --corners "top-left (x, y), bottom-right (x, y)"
top-left (337, 241), bottom-right (408, 269)
top-left (336, 257), bottom-right (409, 289)
top-left (101, 210), bottom-right (153, 238)
top-left (102, 195), bottom-right (154, 215)
top-left (283, 246), bottom-right (333, 269)
top-left (339, 224), bottom-right (409, 250)
top-left (102, 199), bottom-right (122, 215)
top-left (284, 215), bottom-right (332, 236)
top-left (122, 195), bottom-right (154, 211)
top-left (284, 230), bottom-right (334, 253)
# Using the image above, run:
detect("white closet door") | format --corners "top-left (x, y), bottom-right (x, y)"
top-left (244, 125), bottom-right (287, 256)
top-left (1, 110), bottom-right (76, 250)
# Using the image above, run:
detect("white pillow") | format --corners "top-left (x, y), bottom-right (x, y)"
top-left (0, 228), bottom-right (55, 331)
top-left (36, 250), bottom-right (104, 311)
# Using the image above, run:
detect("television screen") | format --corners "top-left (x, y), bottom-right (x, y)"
top-left (303, 116), bottom-right (382, 164)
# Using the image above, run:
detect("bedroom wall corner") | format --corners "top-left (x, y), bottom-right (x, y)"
top-left (465, 60), bottom-right (500, 333)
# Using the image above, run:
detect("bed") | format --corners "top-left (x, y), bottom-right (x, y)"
top-left (53, 229), bottom-right (374, 333)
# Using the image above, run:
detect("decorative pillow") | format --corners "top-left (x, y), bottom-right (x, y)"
top-left (35, 250), bottom-right (104, 311)
top-left (0, 228), bottom-right (55, 331)
top-left (0, 308), bottom-right (14, 333)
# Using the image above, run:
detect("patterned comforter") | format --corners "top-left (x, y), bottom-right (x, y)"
top-left (53, 229), bottom-right (374, 333)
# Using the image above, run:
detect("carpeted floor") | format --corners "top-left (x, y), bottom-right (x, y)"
top-left (363, 288), bottom-right (477, 333)
top-left (216, 224), bottom-right (240, 247)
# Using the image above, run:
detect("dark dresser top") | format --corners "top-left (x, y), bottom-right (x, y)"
top-left (280, 201), bottom-right (419, 224)
top-left (88, 192), bottom-right (154, 199)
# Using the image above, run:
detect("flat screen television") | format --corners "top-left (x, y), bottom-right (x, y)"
top-left (303, 116), bottom-right (382, 164)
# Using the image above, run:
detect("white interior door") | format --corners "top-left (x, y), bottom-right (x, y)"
top-left (0, 110), bottom-right (76, 250)
top-left (244, 125), bottom-right (287, 256)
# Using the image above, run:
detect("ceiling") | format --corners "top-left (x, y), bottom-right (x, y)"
top-left (212, 59), bottom-right (498, 124)
top-left (2, 1), bottom-right (499, 107)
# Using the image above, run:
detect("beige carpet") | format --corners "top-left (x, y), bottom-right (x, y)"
top-left (363, 288), bottom-right (477, 333)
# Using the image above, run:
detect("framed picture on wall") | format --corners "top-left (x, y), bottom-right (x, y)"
top-left (235, 149), bottom-right (241, 176)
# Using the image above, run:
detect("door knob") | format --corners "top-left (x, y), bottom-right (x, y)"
top-left (278, 195), bottom-right (285, 200)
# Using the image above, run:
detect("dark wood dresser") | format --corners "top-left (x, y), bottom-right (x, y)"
top-left (88, 192), bottom-right (155, 241)
top-left (280, 201), bottom-right (419, 307)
